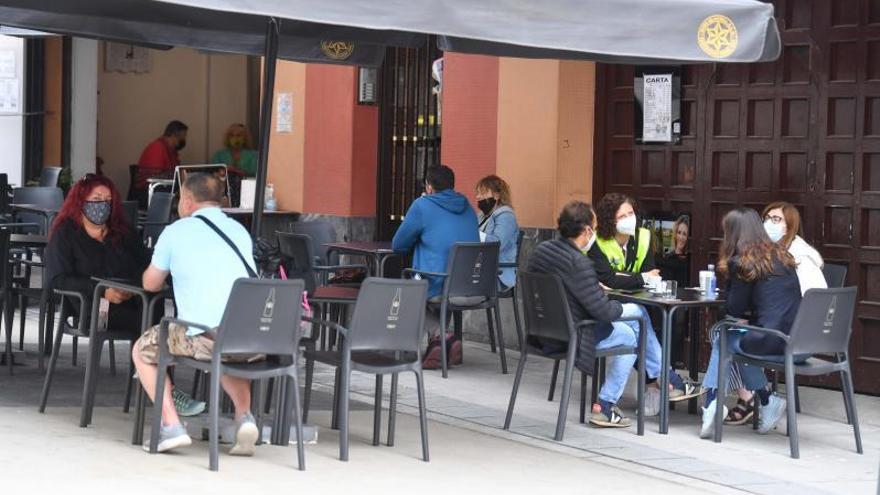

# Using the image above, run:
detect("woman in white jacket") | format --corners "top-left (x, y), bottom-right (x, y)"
top-left (761, 201), bottom-right (827, 295)
top-left (723, 201), bottom-right (828, 426)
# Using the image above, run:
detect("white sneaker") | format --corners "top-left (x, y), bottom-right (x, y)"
top-left (644, 387), bottom-right (661, 417)
top-left (757, 394), bottom-right (787, 434)
top-left (143, 424), bottom-right (192, 453)
top-left (229, 412), bottom-right (259, 456)
top-left (700, 399), bottom-right (728, 439)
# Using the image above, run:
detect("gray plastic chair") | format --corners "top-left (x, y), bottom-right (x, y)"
top-left (503, 271), bottom-right (646, 440)
top-left (12, 186), bottom-right (63, 234)
top-left (149, 278), bottom-right (307, 471)
top-left (303, 277), bottom-right (430, 462)
top-left (822, 263), bottom-right (847, 288)
top-left (39, 280), bottom-right (147, 426)
top-left (289, 220), bottom-right (338, 264)
top-left (38, 167), bottom-right (62, 187)
top-left (714, 286), bottom-right (862, 459)
top-left (405, 241), bottom-right (513, 378)
top-left (140, 192), bottom-right (173, 247)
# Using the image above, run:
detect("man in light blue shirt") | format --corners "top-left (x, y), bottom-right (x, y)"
top-left (132, 173), bottom-right (258, 455)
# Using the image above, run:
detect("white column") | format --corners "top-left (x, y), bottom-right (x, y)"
top-left (0, 35), bottom-right (25, 187)
top-left (70, 38), bottom-right (97, 180)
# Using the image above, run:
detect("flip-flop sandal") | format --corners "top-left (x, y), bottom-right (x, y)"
top-left (422, 338), bottom-right (443, 370)
top-left (724, 398), bottom-right (755, 425)
top-left (669, 382), bottom-right (706, 402)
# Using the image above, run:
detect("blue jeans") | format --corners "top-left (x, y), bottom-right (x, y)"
top-left (595, 303), bottom-right (663, 403)
top-left (703, 330), bottom-right (768, 391)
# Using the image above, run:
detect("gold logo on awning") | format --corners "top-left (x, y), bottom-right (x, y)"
top-left (321, 41), bottom-right (355, 60)
top-left (697, 14), bottom-right (738, 59)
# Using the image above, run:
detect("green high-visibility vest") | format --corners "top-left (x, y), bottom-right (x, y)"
top-left (596, 227), bottom-right (651, 273)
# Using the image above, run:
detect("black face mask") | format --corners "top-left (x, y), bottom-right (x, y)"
top-left (176, 139), bottom-right (187, 151)
top-left (477, 197), bottom-right (497, 216)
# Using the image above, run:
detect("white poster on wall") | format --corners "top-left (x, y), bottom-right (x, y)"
top-left (0, 77), bottom-right (20, 113)
top-left (276, 92), bottom-right (293, 133)
top-left (642, 73), bottom-right (672, 142)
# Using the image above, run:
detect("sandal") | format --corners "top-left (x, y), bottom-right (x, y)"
top-left (422, 338), bottom-right (443, 370)
top-left (724, 398), bottom-right (755, 425)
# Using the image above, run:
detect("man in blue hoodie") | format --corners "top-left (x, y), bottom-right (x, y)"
top-left (392, 165), bottom-right (479, 369)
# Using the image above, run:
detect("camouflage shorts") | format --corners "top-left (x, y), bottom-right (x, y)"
top-left (135, 323), bottom-right (263, 365)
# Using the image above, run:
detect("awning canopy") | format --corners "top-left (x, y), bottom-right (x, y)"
top-left (0, 0), bottom-right (781, 65)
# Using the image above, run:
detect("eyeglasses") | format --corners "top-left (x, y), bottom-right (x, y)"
top-left (764, 214), bottom-right (784, 224)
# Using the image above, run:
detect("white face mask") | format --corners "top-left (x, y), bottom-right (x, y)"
top-left (580, 229), bottom-right (596, 254)
top-left (764, 220), bottom-right (785, 242)
top-left (616, 215), bottom-right (637, 236)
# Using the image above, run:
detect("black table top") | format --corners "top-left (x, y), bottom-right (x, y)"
top-left (9, 234), bottom-right (47, 246)
top-left (607, 288), bottom-right (726, 308)
top-left (325, 241), bottom-right (394, 254)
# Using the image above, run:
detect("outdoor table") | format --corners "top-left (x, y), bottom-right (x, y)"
top-left (324, 241), bottom-right (398, 277)
top-left (10, 204), bottom-right (58, 233)
top-left (606, 287), bottom-right (725, 434)
top-left (9, 233), bottom-right (48, 248)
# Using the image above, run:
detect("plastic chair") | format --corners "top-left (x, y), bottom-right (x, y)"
top-left (38, 167), bottom-right (62, 187)
top-left (140, 192), bottom-right (173, 247)
top-left (822, 263), bottom-right (847, 288)
top-left (494, 230), bottom-right (524, 354)
top-left (503, 271), bottom-right (646, 440)
top-left (303, 277), bottom-right (430, 462)
top-left (714, 287), bottom-right (862, 459)
top-left (39, 280), bottom-right (147, 426)
top-left (148, 278), bottom-right (307, 471)
top-left (405, 241), bottom-right (513, 378)
top-left (289, 220), bottom-right (338, 264)
top-left (12, 186), bottom-right (63, 234)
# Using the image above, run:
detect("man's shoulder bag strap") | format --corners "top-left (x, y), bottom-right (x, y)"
top-left (195, 215), bottom-right (258, 278)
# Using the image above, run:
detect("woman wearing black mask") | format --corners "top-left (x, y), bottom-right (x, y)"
top-left (45, 174), bottom-right (149, 326)
top-left (475, 175), bottom-right (519, 290)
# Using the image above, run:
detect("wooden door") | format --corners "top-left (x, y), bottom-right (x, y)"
top-left (595, 0), bottom-right (880, 394)
top-left (375, 37), bottom-right (442, 241)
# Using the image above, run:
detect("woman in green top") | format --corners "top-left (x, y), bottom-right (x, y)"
top-left (210, 123), bottom-right (258, 177)
top-left (211, 123), bottom-right (257, 206)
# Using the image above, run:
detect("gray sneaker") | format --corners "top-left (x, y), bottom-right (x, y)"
top-left (172, 388), bottom-right (206, 417)
top-left (757, 394), bottom-right (786, 434)
top-left (229, 411), bottom-right (259, 456)
top-left (143, 423), bottom-right (192, 453)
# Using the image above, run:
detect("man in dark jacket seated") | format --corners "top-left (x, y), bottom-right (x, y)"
top-left (527, 201), bottom-right (638, 427)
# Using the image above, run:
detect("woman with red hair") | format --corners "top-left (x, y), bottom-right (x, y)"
top-left (44, 174), bottom-right (148, 329)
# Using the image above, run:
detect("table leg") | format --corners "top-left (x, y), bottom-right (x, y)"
top-left (374, 254), bottom-right (382, 278)
top-left (659, 307), bottom-right (670, 434)
top-left (687, 308), bottom-right (700, 415)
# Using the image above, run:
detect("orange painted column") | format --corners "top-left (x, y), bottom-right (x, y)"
top-left (440, 53), bottom-right (499, 204)
top-left (302, 65), bottom-right (377, 216)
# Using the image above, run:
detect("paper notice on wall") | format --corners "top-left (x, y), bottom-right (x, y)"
top-left (240, 179), bottom-right (256, 209)
top-left (0, 78), bottom-right (20, 114)
top-left (276, 92), bottom-right (293, 133)
top-left (642, 74), bottom-right (672, 142)
top-left (0, 50), bottom-right (15, 78)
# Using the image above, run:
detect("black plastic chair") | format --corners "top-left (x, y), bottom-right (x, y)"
top-left (289, 220), bottom-right (337, 264)
top-left (140, 192), bottom-right (173, 247)
top-left (38, 167), bottom-right (62, 187)
top-left (714, 287), bottom-right (862, 459)
top-left (503, 271), bottom-right (646, 440)
top-left (11, 186), bottom-right (63, 234)
top-left (149, 278), bottom-right (307, 472)
top-left (494, 230), bottom-right (524, 354)
top-left (822, 263), bottom-right (847, 288)
top-left (405, 241), bottom-right (511, 378)
top-left (39, 280), bottom-right (148, 426)
top-left (303, 277), bottom-right (430, 462)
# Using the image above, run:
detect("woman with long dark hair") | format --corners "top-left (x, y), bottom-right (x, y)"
top-left (699, 208), bottom-right (801, 439)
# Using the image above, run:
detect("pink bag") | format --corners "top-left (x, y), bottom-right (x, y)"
top-left (279, 265), bottom-right (314, 338)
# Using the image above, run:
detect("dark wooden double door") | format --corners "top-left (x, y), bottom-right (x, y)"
top-left (595, 0), bottom-right (880, 394)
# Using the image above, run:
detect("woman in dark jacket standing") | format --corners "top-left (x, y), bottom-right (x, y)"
top-left (699, 208), bottom-right (801, 439)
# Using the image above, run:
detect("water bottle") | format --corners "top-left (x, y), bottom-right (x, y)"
top-left (265, 183), bottom-right (276, 211)
top-left (707, 264), bottom-right (717, 295)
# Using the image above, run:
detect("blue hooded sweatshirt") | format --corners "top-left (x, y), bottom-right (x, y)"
top-left (392, 189), bottom-right (479, 298)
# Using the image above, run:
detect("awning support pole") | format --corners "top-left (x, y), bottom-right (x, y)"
top-left (251, 17), bottom-right (279, 237)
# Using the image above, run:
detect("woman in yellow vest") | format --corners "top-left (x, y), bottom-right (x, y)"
top-left (590, 193), bottom-right (660, 289)
top-left (588, 193), bottom-right (702, 412)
